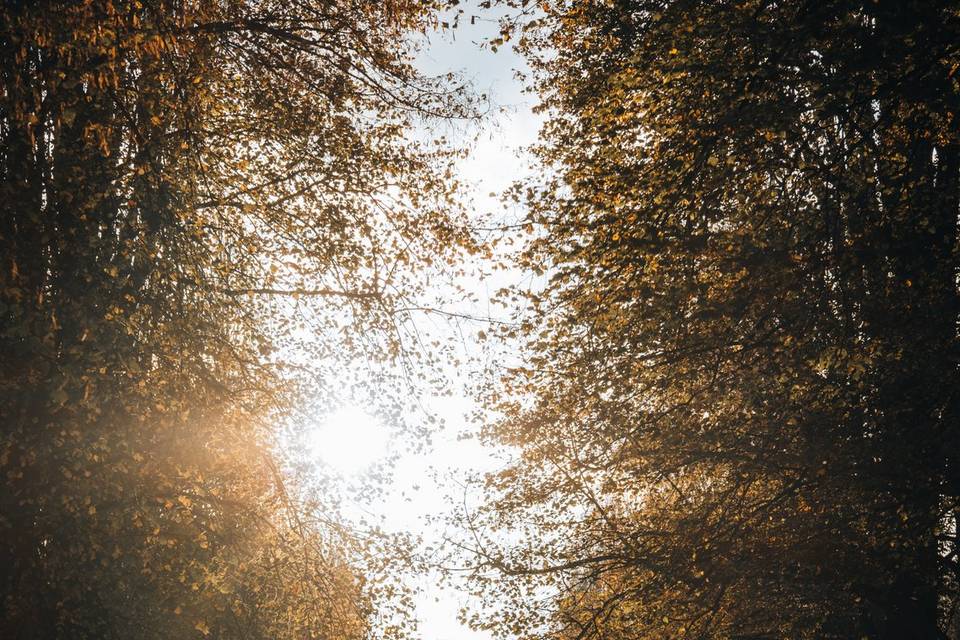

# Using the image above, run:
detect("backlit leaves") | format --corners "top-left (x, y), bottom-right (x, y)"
top-left (1, 1), bottom-right (471, 639)
top-left (460, 1), bottom-right (960, 639)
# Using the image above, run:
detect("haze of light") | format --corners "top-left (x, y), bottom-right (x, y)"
top-left (308, 406), bottom-right (390, 476)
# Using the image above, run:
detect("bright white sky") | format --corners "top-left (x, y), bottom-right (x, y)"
top-left (395, 9), bottom-right (539, 638)
top-left (306, 5), bottom-right (542, 640)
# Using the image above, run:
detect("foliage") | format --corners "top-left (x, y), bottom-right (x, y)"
top-left (463, 1), bottom-right (960, 639)
top-left (0, 1), bottom-right (471, 638)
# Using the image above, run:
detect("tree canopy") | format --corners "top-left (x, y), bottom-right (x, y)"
top-left (6, 1), bottom-right (960, 639)
top-left (463, 1), bottom-right (960, 639)
top-left (1, 1), bottom-right (471, 638)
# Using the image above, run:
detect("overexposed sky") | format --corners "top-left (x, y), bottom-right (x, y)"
top-left (307, 5), bottom-right (543, 640)
top-left (397, 8), bottom-right (541, 638)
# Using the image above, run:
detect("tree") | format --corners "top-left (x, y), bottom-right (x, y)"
top-left (0, 1), bottom-right (470, 638)
top-left (463, 1), bottom-right (960, 639)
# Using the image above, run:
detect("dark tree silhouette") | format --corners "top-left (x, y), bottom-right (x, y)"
top-left (464, 2), bottom-right (960, 639)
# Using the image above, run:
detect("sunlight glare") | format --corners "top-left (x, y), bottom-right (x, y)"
top-left (308, 406), bottom-right (389, 475)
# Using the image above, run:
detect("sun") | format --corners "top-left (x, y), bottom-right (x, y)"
top-left (308, 405), bottom-right (390, 475)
